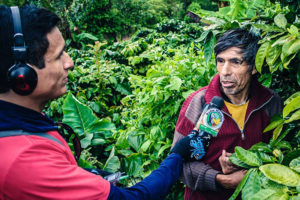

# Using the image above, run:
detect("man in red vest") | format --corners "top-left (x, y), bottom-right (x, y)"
top-left (172, 28), bottom-right (282, 200)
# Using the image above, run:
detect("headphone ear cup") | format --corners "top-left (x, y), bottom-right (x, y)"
top-left (7, 64), bottom-right (38, 95)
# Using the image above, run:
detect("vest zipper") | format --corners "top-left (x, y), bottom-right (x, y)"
top-left (222, 95), bottom-right (274, 140)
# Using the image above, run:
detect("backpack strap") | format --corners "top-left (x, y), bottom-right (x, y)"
top-left (0, 129), bottom-right (63, 146)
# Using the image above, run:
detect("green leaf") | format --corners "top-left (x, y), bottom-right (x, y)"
top-left (253, 24), bottom-right (284, 33)
top-left (283, 96), bottom-right (300, 118)
top-left (259, 164), bottom-right (300, 187)
top-left (140, 140), bottom-right (151, 153)
top-left (91, 138), bottom-right (106, 146)
top-left (103, 147), bottom-right (120, 172)
top-left (235, 146), bottom-right (262, 167)
top-left (230, 153), bottom-right (252, 169)
top-left (288, 25), bottom-right (300, 37)
top-left (272, 123), bottom-right (283, 141)
top-left (264, 118), bottom-right (284, 133)
top-left (290, 157), bottom-right (300, 173)
top-left (282, 39), bottom-right (295, 60)
top-left (80, 133), bottom-right (93, 148)
top-left (274, 14), bottom-right (287, 29)
top-left (288, 39), bottom-right (300, 55)
top-left (268, 192), bottom-right (289, 200)
top-left (249, 142), bottom-right (272, 153)
top-left (284, 92), bottom-right (300, 105)
top-left (242, 169), bottom-right (261, 200)
top-left (266, 45), bottom-right (281, 71)
top-left (248, 189), bottom-right (279, 200)
top-left (285, 109), bottom-right (300, 123)
top-left (229, 169), bottom-right (254, 200)
top-left (62, 93), bottom-right (114, 136)
top-left (157, 143), bottom-right (172, 157)
top-left (204, 32), bottom-right (216, 64)
top-left (255, 42), bottom-right (270, 73)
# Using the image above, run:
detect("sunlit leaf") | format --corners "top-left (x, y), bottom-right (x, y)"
top-left (260, 164), bottom-right (300, 187)
top-left (274, 14), bottom-right (287, 29)
top-left (290, 157), bottom-right (300, 173)
top-left (255, 42), bottom-right (270, 73)
top-left (283, 96), bottom-right (300, 118)
top-left (235, 146), bottom-right (262, 167)
top-left (229, 169), bottom-right (254, 200)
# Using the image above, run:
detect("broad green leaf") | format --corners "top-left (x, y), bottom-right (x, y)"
top-left (288, 25), bottom-right (300, 37)
top-left (284, 92), bottom-right (300, 105)
top-left (268, 192), bottom-right (289, 200)
top-left (80, 133), bottom-right (93, 148)
top-left (259, 164), bottom-right (300, 187)
top-left (264, 118), bottom-right (284, 133)
top-left (196, 30), bottom-right (210, 42)
top-left (253, 24), bottom-right (284, 33)
top-left (204, 32), bottom-right (216, 64)
top-left (230, 153), bottom-right (252, 169)
top-left (272, 123), bottom-right (283, 141)
top-left (271, 35), bottom-right (290, 47)
top-left (62, 93), bottom-right (112, 136)
top-left (266, 45), bottom-right (281, 70)
top-left (283, 96), bottom-right (300, 118)
top-left (248, 188), bottom-right (276, 200)
top-left (157, 143), bottom-right (172, 157)
top-left (127, 132), bottom-right (143, 152)
top-left (229, 168), bottom-right (254, 200)
top-left (290, 157), bottom-right (300, 173)
top-left (242, 169), bottom-right (261, 200)
top-left (167, 76), bottom-right (182, 91)
top-left (249, 142), bottom-right (272, 153)
top-left (228, 0), bottom-right (247, 19)
top-left (235, 146), bottom-right (262, 167)
top-left (91, 138), bottom-right (106, 146)
top-left (255, 42), bottom-right (270, 73)
top-left (282, 39), bottom-right (295, 60)
top-left (103, 147), bottom-right (120, 172)
top-left (274, 14), bottom-right (287, 29)
top-left (285, 109), bottom-right (300, 123)
top-left (258, 152), bottom-right (276, 163)
top-left (140, 140), bottom-right (151, 153)
top-left (288, 39), bottom-right (300, 55)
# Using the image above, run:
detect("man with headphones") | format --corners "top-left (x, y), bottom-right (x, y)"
top-left (0, 5), bottom-right (211, 200)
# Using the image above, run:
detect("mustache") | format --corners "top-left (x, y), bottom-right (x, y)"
top-left (220, 76), bottom-right (236, 82)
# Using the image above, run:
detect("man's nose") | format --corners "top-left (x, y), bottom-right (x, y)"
top-left (220, 62), bottom-right (231, 75)
top-left (63, 52), bottom-right (74, 70)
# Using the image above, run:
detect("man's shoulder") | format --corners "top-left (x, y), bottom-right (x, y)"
top-left (184, 86), bottom-right (208, 104)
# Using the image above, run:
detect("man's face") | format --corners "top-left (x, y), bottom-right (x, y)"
top-left (32, 27), bottom-right (73, 102)
top-left (216, 47), bottom-right (256, 100)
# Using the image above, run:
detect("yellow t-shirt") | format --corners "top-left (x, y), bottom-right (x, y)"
top-left (224, 101), bottom-right (249, 130)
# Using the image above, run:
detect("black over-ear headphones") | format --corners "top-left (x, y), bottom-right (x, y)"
top-left (7, 6), bottom-right (37, 95)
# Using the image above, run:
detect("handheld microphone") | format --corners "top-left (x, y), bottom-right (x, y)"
top-left (195, 96), bottom-right (225, 137)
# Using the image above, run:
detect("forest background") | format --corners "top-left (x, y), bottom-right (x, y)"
top-left (1, 0), bottom-right (300, 199)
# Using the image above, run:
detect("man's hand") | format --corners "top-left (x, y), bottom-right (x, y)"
top-left (216, 170), bottom-right (247, 189)
top-left (219, 150), bottom-right (239, 174)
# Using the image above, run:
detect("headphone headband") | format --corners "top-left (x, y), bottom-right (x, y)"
top-left (10, 6), bottom-right (27, 62)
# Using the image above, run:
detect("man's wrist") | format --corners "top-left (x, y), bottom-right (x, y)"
top-left (215, 174), bottom-right (227, 188)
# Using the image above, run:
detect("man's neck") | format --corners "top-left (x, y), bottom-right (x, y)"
top-left (0, 92), bottom-right (44, 112)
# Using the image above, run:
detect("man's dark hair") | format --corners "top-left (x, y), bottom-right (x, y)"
top-left (214, 28), bottom-right (260, 71)
top-left (0, 5), bottom-right (60, 93)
